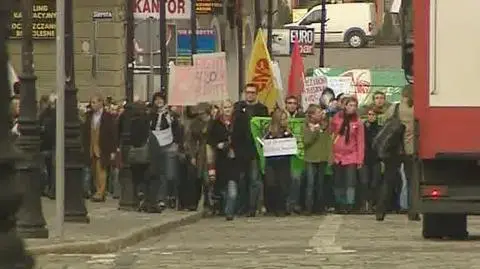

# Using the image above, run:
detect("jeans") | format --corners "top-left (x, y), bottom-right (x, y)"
top-left (108, 167), bottom-right (121, 197)
top-left (83, 166), bottom-right (92, 195)
top-left (399, 163), bottom-right (409, 210)
top-left (359, 162), bottom-right (382, 206)
top-left (223, 180), bottom-right (238, 217)
top-left (153, 144), bottom-right (178, 203)
top-left (305, 162), bottom-right (328, 211)
top-left (288, 172), bottom-right (302, 211)
top-left (333, 164), bottom-right (357, 205)
top-left (238, 159), bottom-right (261, 214)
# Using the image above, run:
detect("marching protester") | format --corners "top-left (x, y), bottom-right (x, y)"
top-left (82, 94), bottom-right (118, 202)
top-left (207, 100), bottom-right (238, 220)
top-left (359, 108), bottom-right (382, 213)
top-left (149, 92), bottom-right (181, 210)
top-left (330, 97), bottom-right (365, 213)
top-left (375, 85), bottom-right (420, 222)
top-left (232, 83), bottom-right (268, 217)
top-left (263, 108), bottom-right (293, 217)
top-left (184, 103), bottom-right (214, 214)
top-left (283, 96), bottom-right (304, 214)
top-left (303, 104), bottom-right (332, 215)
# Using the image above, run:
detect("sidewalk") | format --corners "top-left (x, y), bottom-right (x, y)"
top-left (25, 198), bottom-right (203, 255)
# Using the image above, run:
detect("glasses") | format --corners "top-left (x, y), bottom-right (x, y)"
top-left (286, 102), bottom-right (297, 105)
top-left (245, 91), bottom-right (257, 95)
top-left (368, 113), bottom-right (376, 116)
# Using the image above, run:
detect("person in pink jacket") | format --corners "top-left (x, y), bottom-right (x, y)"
top-left (330, 97), bottom-right (365, 213)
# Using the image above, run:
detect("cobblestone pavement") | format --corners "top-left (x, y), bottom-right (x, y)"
top-left (34, 214), bottom-right (480, 269)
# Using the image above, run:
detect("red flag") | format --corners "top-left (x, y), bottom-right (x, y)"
top-left (287, 39), bottom-right (305, 98)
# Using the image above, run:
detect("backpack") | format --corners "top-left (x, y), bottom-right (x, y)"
top-left (372, 104), bottom-right (405, 160)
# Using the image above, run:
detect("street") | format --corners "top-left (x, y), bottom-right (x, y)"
top-left (276, 46), bottom-right (401, 92)
top-left (35, 214), bottom-right (480, 269)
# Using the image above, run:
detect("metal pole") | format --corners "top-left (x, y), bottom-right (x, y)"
top-left (190, 0), bottom-right (197, 61)
top-left (147, 18), bottom-right (153, 97)
top-left (55, 0), bottom-right (65, 239)
top-left (159, 0), bottom-right (167, 95)
top-left (266, 0), bottom-right (273, 58)
top-left (118, 0), bottom-right (136, 211)
top-left (15, 0), bottom-right (49, 238)
top-left (0, 0), bottom-right (35, 268)
top-left (237, 0), bottom-right (244, 95)
top-left (64, 0), bottom-right (89, 223)
top-left (319, 0), bottom-right (326, 67)
top-left (254, 0), bottom-right (261, 36)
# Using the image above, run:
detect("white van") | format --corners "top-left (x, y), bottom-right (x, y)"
top-left (284, 3), bottom-right (377, 48)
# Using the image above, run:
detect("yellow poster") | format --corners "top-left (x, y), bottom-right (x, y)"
top-left (246, 30), bottom-right (278, 113)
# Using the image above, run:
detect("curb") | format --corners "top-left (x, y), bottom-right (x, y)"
top-left (27, 211), bottom-right (203, 255)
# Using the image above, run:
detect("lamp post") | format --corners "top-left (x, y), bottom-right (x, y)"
top-left (14, 0), bottom-right (49, 239)
top-left (159, 0), bottom-right (167, 96)
top-left (118, 0), bottom-right (137, 211)
top-left (318, 0), bottom-right (326, 67)
top-left (236, 0), bottom-right (244, 94)
top-left (63, 0), bottom-right (89, 223)
top-left (0, 0), bottom-right (36, 267)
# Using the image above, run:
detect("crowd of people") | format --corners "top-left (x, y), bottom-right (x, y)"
top-left (9, 82), bottom-right (420, 223)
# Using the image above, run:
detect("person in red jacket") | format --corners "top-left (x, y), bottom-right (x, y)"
top-left (330, 96), bottom-right (365, 213)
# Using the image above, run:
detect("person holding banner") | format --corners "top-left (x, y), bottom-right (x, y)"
top-left (330, 97), bottom-right (365, 213)
top-left (262, 108), bottom-right (295, 217)
top-left (207, 100), bottom-right (238, 221)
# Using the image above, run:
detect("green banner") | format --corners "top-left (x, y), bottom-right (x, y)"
top-left (308, 67), bottom-right (407, 107)
top-left (250, 117), bottom-right (333, 176)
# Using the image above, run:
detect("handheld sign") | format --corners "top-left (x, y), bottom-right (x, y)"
top-left (263, 137), bottom-right (298, 157)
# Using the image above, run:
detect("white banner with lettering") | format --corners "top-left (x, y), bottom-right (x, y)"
top-left (302, 76), bottom-right (327, 111)
top-left (263, 137), bottom-right (298, 157)
top-left (134, 0), bottom-right (191, 20)
top-left (327, 76), bottom-right (354, 97)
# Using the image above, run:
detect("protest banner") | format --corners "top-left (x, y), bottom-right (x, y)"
top-left (327, 76), bottom-right (354, 97)
top-left (302, 76), bottom-right (327, 110)
top-left (263, 138), bottom-right (298, 157)
top-left (250, 117), bottom-right (333, 176)
top-left (193, 52), bottom-right (228, 102)
top-left (168, 52), bottom-right (228, 105)
top-left (167, 64), bottom-right (197, 105)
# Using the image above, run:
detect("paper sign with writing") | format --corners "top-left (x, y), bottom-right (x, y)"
top-left (193, 52), bottom-right (228, 102)
top-left (302, 76), bottom-right (327, 110)
top-left (263, 137), bottom-right (298, 157)
top-left (168, 64), bottom-right (197, 105)
top-left (327, 76), bottom-right (353, 97)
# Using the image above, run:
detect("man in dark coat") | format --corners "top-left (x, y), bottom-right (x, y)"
top-left (232, 83), bottom-right (268, 217)
top-left (82, 94), bottom-right (118, 202)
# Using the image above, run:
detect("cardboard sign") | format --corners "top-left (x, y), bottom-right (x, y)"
top-left (263, 137), bottom-right (298, 157)
top-left (302, 76), bottom-right (327, 110)
top-left (134, 0), bottom-right (191, 20)
top-left (327, 76), bottom-right (354, 97)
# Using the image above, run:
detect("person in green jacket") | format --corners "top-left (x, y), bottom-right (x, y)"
top-left (303, 104), bottom-right (333, 215)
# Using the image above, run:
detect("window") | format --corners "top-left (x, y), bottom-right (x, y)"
top-left (300, 10), bottom-right (323, 25)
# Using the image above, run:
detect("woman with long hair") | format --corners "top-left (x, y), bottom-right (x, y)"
top-left (207, 100), bottom-right (239, 220)
top-left (263, 108), bottom-right (294, 217)
top-left (330, 97), bottom-right (365, 213)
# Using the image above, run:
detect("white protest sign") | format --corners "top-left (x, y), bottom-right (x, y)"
top-left (134, 0), bottom-right (191, 20)
top-left (193, 52), bottom-right (228, 103)
top-left (302, 76), bottom-right (327, 110)
top-left (263, 137), bottom-right (298, 157)
top-left (327, 76), bottom-right (354, 97)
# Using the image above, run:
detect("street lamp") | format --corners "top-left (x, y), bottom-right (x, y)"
top-left (14, 0), bottom-right (49, 239)
top-left (63, 0), bottom-right (89, 223)
top-left (0, 0), bottom-right (36, 268)
top-left (118, 0), bottom-right (137, 211)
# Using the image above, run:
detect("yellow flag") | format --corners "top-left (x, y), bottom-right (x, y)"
top-left (246, 29), bottom-right (278, 113)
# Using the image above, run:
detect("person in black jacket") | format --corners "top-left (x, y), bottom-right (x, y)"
top-left (207, 100), bottom-right (238, 220)
top-left (359, 109), bottom-right (382, 212)
top-left (232, 83), bottom-right (269, 217)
